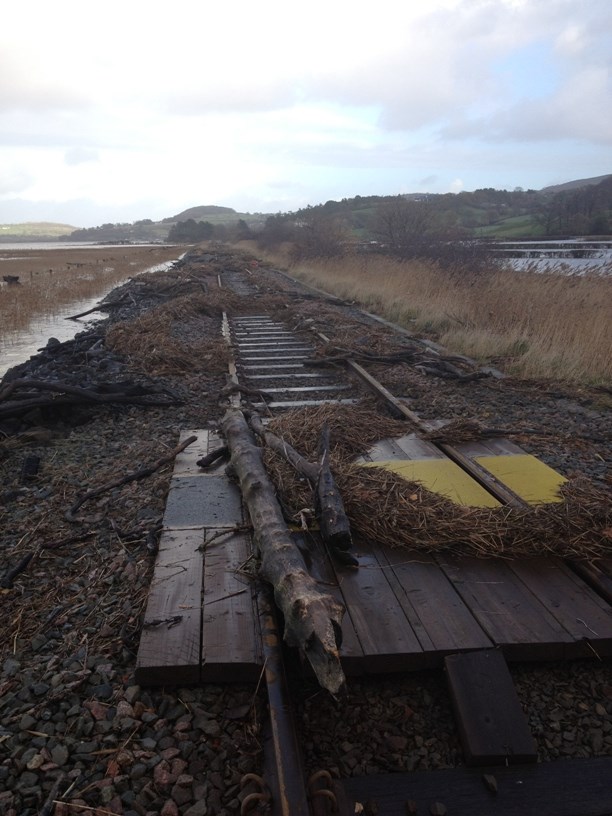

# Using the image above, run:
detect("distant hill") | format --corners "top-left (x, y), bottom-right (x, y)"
top-left (170, 205), bottom-right (237, 222)
top-left (540, 174), bottom-right (612, 195)
top-left (0, 221), bottom-right (77, 242)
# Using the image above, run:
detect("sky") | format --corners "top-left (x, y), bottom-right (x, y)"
top-left (1, 0), bottom-right (610, 227)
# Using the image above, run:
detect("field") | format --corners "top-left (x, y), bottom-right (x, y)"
top-left (242, 242), bottom-right (612, 385)
top-left (0, 245), bottom-right (181, 336)
top-left (0, 222), bottom-right (76, 240)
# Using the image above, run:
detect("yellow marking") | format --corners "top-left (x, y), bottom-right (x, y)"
top-left (474, 454), bottom-right (567, 504)
top-left (363, 459), bottom-right (501, 508)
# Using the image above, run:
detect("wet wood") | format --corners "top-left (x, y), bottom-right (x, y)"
top-left (249, 412), bottom-right (353, 554)
top-left (201, 528), bottom-right (263, 681)
top-left (341, 757), bottom-right (612, 816)
top-left (136, 528), bottom-right (203, 685)
top-left (0, 378), bottom-right (181, 420)
top-left (222, 407), bottom-right (346, 694)
top-left (445, 649), bottom-right (537, 765)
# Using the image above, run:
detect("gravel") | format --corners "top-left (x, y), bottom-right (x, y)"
top-left (0, 247), bottom-right (610, 814)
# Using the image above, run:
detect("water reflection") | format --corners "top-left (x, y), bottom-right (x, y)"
top-left (0, 260), bottom-right (176, 379)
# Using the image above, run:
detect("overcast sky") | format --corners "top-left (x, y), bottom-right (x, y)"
top-left (1, 0), bottom-right (610, 227)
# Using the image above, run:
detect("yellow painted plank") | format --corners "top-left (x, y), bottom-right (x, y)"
top-left (363, 459), bottom-right (501, 508)
top-left (474, 454), bottom-right (567, 504)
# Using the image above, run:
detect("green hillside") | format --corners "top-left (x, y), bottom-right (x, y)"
top-left (0, 221), bottom-right (77, 241)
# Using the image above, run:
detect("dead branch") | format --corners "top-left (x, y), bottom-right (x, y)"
top-left (248, 413), bottom-right (354, 560)
top-left (66, 435), bottom-right (197, 522)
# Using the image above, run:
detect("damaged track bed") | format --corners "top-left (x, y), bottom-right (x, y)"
top-left (1, 247), bottom-right (611, 816)
top-left (136, 259), bottom-right (612, 816)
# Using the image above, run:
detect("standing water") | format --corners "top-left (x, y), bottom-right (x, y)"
top-left (0, 259), bottom-right (178, 379)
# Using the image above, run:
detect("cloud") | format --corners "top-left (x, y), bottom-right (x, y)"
top-left (0, 0), bottom-right (610, 225)
top-left (0, 167), bottom-right (33, 196)
top-left (64, 147), bottom-right (100, 166)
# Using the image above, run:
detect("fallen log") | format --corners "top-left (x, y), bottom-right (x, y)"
top-left (222, 408), bottom-right (345, 694)
top-left (0, 378), bottom-right (182, 420)
top-left (248, 413), bottom-right (353, 555)
top-left (316, 424), bottom-right (353, 553)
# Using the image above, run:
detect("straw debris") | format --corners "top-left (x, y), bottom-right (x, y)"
top-left (262, 404), bottom-right (612, 560)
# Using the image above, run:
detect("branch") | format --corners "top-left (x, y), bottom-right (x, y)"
top-left (66, 435), bottom-right (197, 522)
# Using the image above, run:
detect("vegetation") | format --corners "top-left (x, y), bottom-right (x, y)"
top-left (253, 176), bottom-right (611, 252)
top-left (244, 242), bottom-right (612, 385)
top-left (0, 246), bottom-right (180, 336)
top-left (167, 219), bottom-right (215, 243)
top-left (0, 222), bottom-right (76, 241)
top-left (3, 173), bottom-right (610, 247)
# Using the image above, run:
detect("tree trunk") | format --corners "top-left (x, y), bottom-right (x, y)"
top-left (222, 408), bottom-right (345, 695)
top-left (248, 413), bottom-right (353, 554)
top-left (316, 423), bottom-right (352, 553)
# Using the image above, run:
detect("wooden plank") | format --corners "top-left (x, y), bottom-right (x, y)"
top-left (571, 558), bottom-right (612, 606)
top-left (163, 474), bottom-right (243, 529)
top-left (341, 757), bottom-right (612, 816)
top-left (380, 546), bottom-right (493, 654)
top-left (136, 528), bottom-right (204, 685)
top-left (445, 649), bottom-right (537, 765)
top-left (335, 543), bottom-right (426, 671)
top-left (201, 528), bottom-right (263, 681)
top-left (457, 438), bottom-right (525, 457)
top-left (173, 429), bottom-right (225, 477)
top-left (437, 555), bottom-right (574, 660)
top-left (508, 557), bottom-right (612, 657)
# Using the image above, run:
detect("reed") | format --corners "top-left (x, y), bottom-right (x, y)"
top-left (245, 243), bottom-right (612, 384)
top-left (0, 246), bottom-right (180, 338)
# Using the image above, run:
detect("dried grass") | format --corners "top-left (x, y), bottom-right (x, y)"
top-left (248, 245), bottom-right (612, 385)
top-left (262, 404), bottom-right (612, 559)
top-left (106, 295), bottom-right (231, 377)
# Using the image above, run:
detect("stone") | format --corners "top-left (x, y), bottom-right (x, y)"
top-left (184, 802), bottom-right (208, 816)
top-left (52, 745), bottom-right (70, 766)
top-left (92, 683), bottom-right (114, 701)
top-left (161, 801), bottom-right (179, 816)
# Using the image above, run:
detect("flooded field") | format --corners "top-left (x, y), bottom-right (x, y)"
top-left (0, 244), bottom-right (182, 378)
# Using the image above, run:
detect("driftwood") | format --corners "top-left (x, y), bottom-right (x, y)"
top-left (65, 292), bottom-right (131, 320)
top-left (196, 445), bottom-right (229, 469)
top-left (66, 435), bottom-right (197, 522)
top-left (0, 532), bottom-right (97, 589)
top-left (222, 408), bottom-right (345, 694)
top-left (249, 413), bottom-right (353, 557)
top-left (316, 424), bottom-right (353, 555)
top-left (307, 346), bottom-right (487, 381)
top-left (0, 378), bottom-right (182, 420)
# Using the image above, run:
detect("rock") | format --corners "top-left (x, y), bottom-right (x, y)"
top-left (184, 802), bottom-right (208, 816)
top-left (124, 685), bottom-right (141, 705)
top-left (51, 744), bottom-right (70, 766)
top-left (92, 683), bottom-right (114, 701)
top-left (19, 714), bottom-right (37, 731)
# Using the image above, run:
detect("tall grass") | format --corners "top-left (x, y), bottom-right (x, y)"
top-left (0, 246), bottom-right (180, 336)
top-left (243, 242), bottom-right (612, 384)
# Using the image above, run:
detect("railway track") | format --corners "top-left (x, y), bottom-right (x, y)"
top-left (137, 260), bottom-right (612, 816)
top-left (224, 285), bottom-right (612, 815)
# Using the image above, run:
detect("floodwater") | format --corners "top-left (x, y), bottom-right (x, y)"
top-left (0, 259), bottom-right (178, 379)
top-left (505, 256), bottom-right (612, 275)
